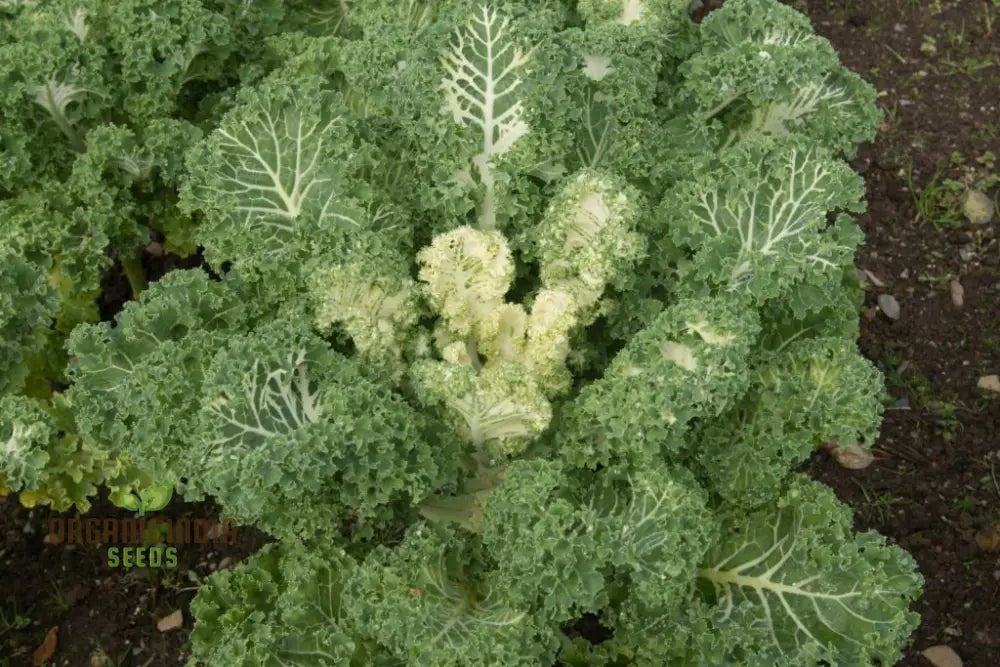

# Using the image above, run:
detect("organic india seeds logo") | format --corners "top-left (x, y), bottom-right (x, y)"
top-left (46, 481), bottom-right (237, 569)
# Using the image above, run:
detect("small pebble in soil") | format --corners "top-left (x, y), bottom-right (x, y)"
top-left (963, 189), bottom-right (995, 225)
top-left (950, 280), bottom-right (964, 307)
top-left (878, 294), bottom-right (901, 320)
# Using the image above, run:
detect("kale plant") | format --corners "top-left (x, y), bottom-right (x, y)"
top-left (0, 1), bottom-right (922, 665)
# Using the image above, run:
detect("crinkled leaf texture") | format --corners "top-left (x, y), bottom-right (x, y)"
top-left (195, 318), bottom-right (462, 539)
top-left (695, 476), bottom-right (923, 665)
top-left (68, 269), bottom-right (256, 492)
top-left (69, 270), bottom-right (460, 539)
top-left (0, 395), bottom-right (53, 492)
top-left (0, 250), bottom-right (57, 395)
top-left (0, 0), bottom-right (923, 664)
top-left (556, 292), bottom-right (761, 468)
top-left (696, 335), bottom-right (885, 507)
top-left (344, 523), bottom-right (560, 667)
top-left (482, 459), bottom-right (718, 622)
top-left (659, 135), bottom-right (867, 301)
top-left (598, 477), bottom-right (921, 666)
top-left (0, 393), bottom-right (150, 513)
top-left (188, 540), bottom-right (384, 667)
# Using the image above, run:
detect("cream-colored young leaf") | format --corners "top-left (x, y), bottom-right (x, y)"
top-left (441, 5), bottom-right (534, 229)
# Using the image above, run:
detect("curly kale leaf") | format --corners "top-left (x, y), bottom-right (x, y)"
top-left (697, 336), bottom-right (884, 507)
top-left (194, 319), bottom-right (461, 539)
top-left (345, 522), bottom-right (559, 667)
top-left (556, 292), bottom-right (760, 468)
top-left (695, 476), bottom-right (923, 666)
top-left (0, 250), bottom-right (58, 395)
top-left (67, 269), bottom-right (255, 489)
top-left (188, 541), bottom-right (380, 667)
top-left (659, 136), bottom-right (866, 302)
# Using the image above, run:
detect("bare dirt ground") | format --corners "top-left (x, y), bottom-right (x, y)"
top-left (802, 1), bottom-right (1000, 664)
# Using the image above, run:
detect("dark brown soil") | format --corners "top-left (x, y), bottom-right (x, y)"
top-left (1, 491), bottom-right (270, 666)
top-left (98, 232), bottom-right (207, 322)
top-left (800, 1), bottom-right (1000, 665)
top-left (3, 1), bottom-right (1000, 665)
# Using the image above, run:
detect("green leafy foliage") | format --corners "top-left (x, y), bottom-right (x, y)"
top-left (0, 250), bottom-right (58, 395)
top-left (694, 477), bottom-right (921, 666)
top-left (0, 393), bottom-right (151, 512)
top-left (68, 269), bottom-right (257, 492)
top-left (1, 0), bottom-right (923, 665)
top-left (195, 318), bottom-right (461, 539)
top-left (188, 540), bottom-right (379, 666)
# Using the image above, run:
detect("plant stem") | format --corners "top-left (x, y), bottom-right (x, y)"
top-left (120, 249), bottom-right (148, 298)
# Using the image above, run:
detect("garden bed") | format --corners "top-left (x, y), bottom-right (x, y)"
top-left (2, 1), bottom-right (999, 665)
top-left (803, 1), bottom-right (1000, 664)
